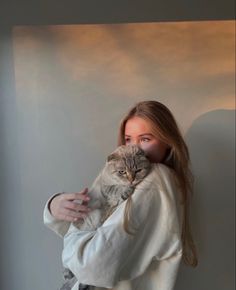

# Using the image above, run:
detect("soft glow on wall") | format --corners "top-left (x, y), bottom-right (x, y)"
top-left (13, 20), bottom-right (235, 134)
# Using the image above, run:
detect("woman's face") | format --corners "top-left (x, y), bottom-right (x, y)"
top-left (124, 116), bottom-right (169, 163)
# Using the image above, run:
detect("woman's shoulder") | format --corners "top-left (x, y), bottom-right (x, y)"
top-left (152, 163), bottom-right (176, 179)
top-left (149, 163), bottom-right (179, 194)
top-left (154, 162), bottom-right (170, 170)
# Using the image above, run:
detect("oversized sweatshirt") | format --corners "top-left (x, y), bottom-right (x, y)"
top-left (43, 163), bottom-right (183, 290)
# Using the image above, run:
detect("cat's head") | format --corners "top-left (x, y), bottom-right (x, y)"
top-left (106, 145), bottom-right (151, 185)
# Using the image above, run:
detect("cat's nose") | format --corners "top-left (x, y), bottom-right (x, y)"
top-left (127, 172), bottom-right (134, 183)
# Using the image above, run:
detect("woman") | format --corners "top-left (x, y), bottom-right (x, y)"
top-left (44, 100), bottom-right (198, 290)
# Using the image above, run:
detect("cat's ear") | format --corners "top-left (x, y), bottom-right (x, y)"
top-left (107, 152), bottom-right (120, 162)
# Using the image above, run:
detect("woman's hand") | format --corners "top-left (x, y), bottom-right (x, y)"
top-left (49, 188), bottom-right (91, 222)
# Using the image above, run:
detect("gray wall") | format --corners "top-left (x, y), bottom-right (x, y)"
top-left (0, 1), bottom-right (235, 290)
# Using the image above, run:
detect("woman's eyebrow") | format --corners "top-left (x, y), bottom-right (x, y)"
top-left (125, 133), bottom-right (153, 137)
top-left (139, 133), bottom-right (153, 137)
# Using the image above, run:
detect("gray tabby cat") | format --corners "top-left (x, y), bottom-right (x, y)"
top-left (60, 144), bottom-right (152, 290)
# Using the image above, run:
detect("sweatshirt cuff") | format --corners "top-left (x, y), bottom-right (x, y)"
top-left (43, 192), bottom-right (70, 238)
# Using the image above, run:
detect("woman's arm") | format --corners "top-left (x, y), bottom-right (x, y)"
top-left (62, 164), bottom-right (183, 288)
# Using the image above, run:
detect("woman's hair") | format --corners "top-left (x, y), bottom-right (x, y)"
top-left (117, 100), bottom-right (198, 268)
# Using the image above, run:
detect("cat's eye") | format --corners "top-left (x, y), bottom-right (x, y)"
top-left (135, 169), bottom-right (142, 173)
top-left (118, 170), bottom-right (126, 175)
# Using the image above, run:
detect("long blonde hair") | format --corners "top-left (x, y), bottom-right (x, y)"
top-left (117, 100), bottom-right (198, 268)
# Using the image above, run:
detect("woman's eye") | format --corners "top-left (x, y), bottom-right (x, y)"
top-left (125, 138), bottom-right (131, 144)
top-left (141, 138), bottom-right (150, 142)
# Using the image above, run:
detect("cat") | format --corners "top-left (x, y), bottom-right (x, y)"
top-left (60, 144), bottom-right (152, 290)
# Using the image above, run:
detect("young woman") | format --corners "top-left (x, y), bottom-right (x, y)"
top-left (44, 100), bottom-right (198, 290)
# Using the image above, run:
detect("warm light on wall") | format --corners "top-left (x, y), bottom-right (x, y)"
top-left (13, 20), bottom-right (235, 134)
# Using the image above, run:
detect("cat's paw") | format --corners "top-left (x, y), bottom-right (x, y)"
top-left (121, 185), bottom-right (135, 200)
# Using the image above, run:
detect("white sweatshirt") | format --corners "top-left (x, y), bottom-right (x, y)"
top-left (43, 163), bottom-right (183, 290)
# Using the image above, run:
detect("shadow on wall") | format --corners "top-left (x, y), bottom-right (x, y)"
top-left (175, 109), bottom-right (235, 290)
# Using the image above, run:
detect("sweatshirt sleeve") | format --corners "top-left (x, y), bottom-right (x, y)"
top-left (43, 193), bottom-right (70, 238)
top-left (62, 164), bottom-right (183, 288)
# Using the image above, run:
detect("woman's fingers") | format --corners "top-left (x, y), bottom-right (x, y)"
top-left (58, 210), bottom-right (88, 222)
top-left (62, 207), bottom-right (87, 218)
top-left (49, 188), bottom-right (91, 221)
top-left (65, 189), bottom-right (90, 202)
top-left (63, 200), bottom-right (90, 213)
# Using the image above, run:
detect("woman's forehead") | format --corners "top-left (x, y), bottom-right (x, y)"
top-left (125, 117), bottom-right (153, 135)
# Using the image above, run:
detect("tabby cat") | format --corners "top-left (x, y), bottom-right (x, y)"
top-left (60, 144), bottom-right (152, 290)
